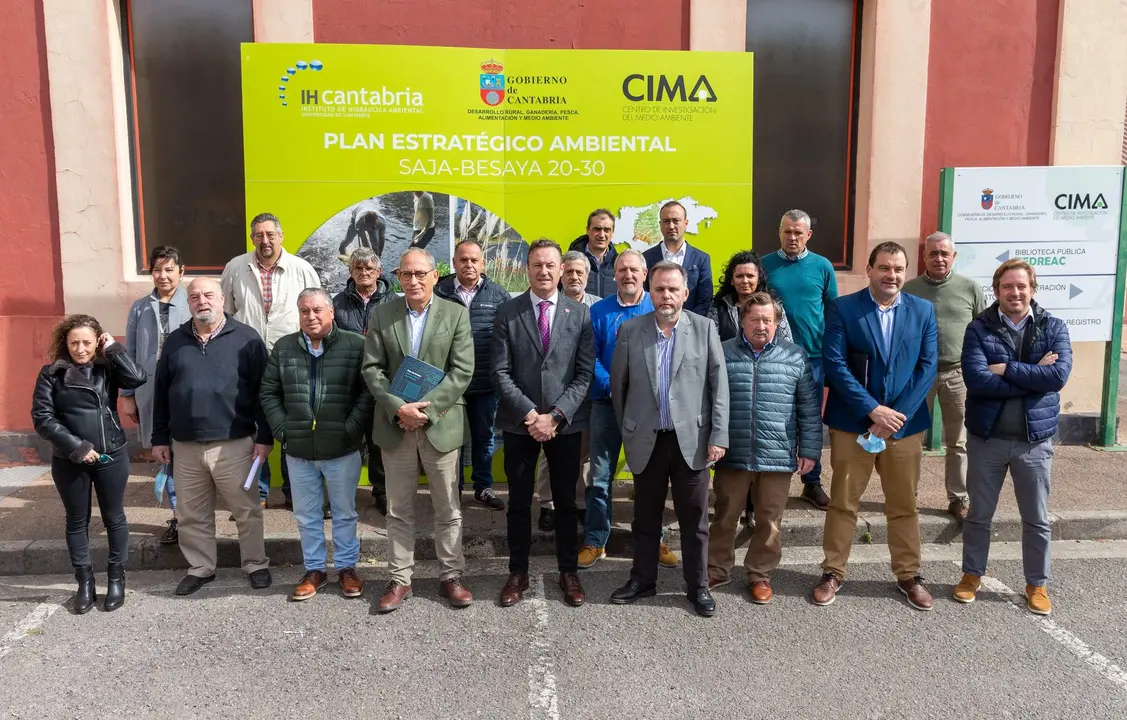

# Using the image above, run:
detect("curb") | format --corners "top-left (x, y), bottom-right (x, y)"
top-left (4, 509), bottom-right (1127, 576)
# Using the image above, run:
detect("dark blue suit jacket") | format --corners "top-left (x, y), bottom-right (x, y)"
top-left (642, 242), bottom-right (713, 317)
top-left (822, 288), bottom-right (938, 438)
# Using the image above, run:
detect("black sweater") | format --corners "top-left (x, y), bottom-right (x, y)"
top-left (151, 315), bottom-right (272, 446)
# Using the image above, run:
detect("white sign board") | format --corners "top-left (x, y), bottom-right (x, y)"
top-left (950, 165), bottom-right (1124, 342)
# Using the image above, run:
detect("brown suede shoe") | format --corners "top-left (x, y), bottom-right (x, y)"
top-left (377, 581), bottom-right (412, 613)
top-left (948, 498), bottom-right (969, 522)
top-left (812, 573), bottom-right (842, 606)
top-left (559, 572), bottom-right (586, 607)
top-left (749, 579), bottom-right (773, 605)
top-left (338, 567), bottom-right (364, 598)
top-left (500, 573), bottom-right (529, 607)
top-left (897, 576), bottom-right (934, 611)
top-left (291, 570), bottom-right (327, 602)
top-left (440, 577), bottom-right (474, 608)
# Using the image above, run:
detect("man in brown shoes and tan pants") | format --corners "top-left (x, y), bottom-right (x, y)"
top-left (707, 293), bottom-right (822, 603)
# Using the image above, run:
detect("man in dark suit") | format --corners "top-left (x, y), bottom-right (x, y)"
top-left (491, 239), bottom-right (595, 608)
top-left (813, 241), bottom-right (938, 611)
top-left (642, 200), bottom-right (714, 316)
top-left (609, 261), bottom-right (729, 617)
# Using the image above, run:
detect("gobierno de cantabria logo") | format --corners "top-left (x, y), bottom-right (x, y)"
top-left (480, 59), bottom-right (505, 106)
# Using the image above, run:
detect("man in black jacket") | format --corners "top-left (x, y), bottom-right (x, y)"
top-left (332, 247), bottom-right (395, 512)
top-left (568, 209), bottom-right (619, 299)
top-left (435, 239), bottom-right (512, 510)
top-left (152, 277), bottom-right (273, 596)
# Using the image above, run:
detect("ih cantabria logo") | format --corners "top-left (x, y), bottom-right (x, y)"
top-left (480, 59), bottom-right (505, 106)
top-left (277, 59), bottom-right (324, 106)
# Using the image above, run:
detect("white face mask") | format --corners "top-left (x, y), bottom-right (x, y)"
top-left (856, 432), bottom-right (887, 454)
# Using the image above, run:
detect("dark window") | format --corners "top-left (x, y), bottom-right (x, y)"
top-left (122, 0), bottom-right (252, 272)
top-left (746, 0), bottom-right (862, 268)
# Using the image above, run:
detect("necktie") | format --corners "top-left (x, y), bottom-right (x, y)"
top-left (537, 300), bottom-right (551, 353)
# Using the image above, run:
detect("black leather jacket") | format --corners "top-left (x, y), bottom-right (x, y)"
top-left (31, 343), bottom-right (147, 462)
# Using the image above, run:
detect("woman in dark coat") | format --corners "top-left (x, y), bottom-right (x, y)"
top-left (709, 249), bottom-right (793, 343)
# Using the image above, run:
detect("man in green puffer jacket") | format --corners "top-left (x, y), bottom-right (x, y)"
top-left (260, 288), bottom-right (374, 603)
top-left (707, 292), bottom-right (822, 604)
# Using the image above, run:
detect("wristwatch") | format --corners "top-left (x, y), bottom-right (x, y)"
top-left (549, 408), bottom-right (566, 426)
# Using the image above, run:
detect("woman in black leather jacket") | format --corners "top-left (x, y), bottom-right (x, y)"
top-left (31, 314), bottom-right (146, 614)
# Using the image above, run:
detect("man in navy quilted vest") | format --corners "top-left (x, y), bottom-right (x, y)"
top-left (953, 258), bottom-right (1072, 616)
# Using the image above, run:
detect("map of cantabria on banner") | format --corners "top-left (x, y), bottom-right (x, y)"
top-left (241, 44), bottom-right (754, 294)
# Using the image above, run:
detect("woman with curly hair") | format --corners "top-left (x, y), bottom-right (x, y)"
top-left (709, 250), bottom-right (792, 343)
top-left (31, 314), bottom-right (146, 614)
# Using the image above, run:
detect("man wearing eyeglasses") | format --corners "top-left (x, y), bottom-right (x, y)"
top-left (221, 212), bottom-right (322, 508)
top-left (361, 248), bottom-right (475, 613)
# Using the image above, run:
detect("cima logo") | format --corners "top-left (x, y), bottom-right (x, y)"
top-left (981, 188), bottom-right (994, 210)
top-left (480, 59), bottom-right (505, 106)
top-left (277, 59), bottom-right (324, 106)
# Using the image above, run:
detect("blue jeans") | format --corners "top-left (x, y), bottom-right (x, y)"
top-left (259, 452), bottom-right (291, 501)
top-left (583, 399), bottom-right (621, 548)
top-left (801, 357), bottom-right (825, 486)
top-left (460, 393), bottom-right (499, 493)
top-left (286, 452), bottom-right (363, 571)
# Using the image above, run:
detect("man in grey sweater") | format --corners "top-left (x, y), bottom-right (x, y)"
top-left (903, 232), bottom-right (985, 520)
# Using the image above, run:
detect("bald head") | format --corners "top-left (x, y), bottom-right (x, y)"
top-left (187, 277), bottom-right (225, 326)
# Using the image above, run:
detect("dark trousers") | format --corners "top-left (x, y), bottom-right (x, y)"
top-left (504, 431), bottom-right (582, 573)
top-left (801, 357), bottom-right (825, 486)
top-left (631, 431), bottom-right (709, 590)
top-left (51, 447), bottom-right (131, 568)
top-left (460, 393), bottom-right (499, 493)
top-left (258, 453), bottom-right (291, 501)
top-left (366, 439), bottom-right (387, 497)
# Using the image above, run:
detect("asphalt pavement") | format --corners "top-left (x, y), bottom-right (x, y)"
top-left (2, 540), bottom-right (1126, 719)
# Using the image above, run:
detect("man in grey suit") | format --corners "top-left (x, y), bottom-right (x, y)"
top-left (491, 239), bottom-right (596, 608)
top-left (609, 260), bottom-right (729, 617)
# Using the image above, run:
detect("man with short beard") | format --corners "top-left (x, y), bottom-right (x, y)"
top-left (151, 277), bottom-right (273, 596)
top-left (567, 209), bottom-right (619, 299)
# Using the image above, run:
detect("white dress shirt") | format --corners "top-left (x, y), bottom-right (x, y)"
top-left (528, 289), bottom-right (559, 334)
top-left (661, 241), bottom-right (688, 266)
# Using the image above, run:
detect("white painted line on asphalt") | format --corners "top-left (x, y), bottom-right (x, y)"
top-left (974, 570), bottom-right (1127, 694)
top-left (0, 596), bottom-right (65, 660)
top-left (527, 574), bottom-right (560, 720)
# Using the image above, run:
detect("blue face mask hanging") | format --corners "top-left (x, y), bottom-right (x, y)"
top-left (856, 432), bottom-right (886, 454)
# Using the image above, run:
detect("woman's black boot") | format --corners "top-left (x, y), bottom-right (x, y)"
top-left (104, 563), bottom-right (125, 612)
top-left (74, 566), bottom-right (96, 614)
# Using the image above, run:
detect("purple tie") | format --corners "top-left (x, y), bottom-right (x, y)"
top-left (537, 300), bottom-right (551, 353)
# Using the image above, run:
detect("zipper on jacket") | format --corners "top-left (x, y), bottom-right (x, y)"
top-left (66, 378), bottom-right (108, 453)
top-left (750, 349), bottom-right (759, 465)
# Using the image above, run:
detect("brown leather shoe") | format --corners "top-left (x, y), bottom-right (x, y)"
top-left (897, 576), bottom-right (934, 611)
top-left (559, 572), bottom-right (585, 607)
top-left (338, 567), bottom-right (364, 598)
top-left (440, 577), bottom-right (474, 608)
top-left (377, 581), bottom-right (412, 613)
top-left (812, 573), bottom-right (842, 606)
top-left (948, 498), bottom-right (969, 522)
top-left (749, 579), bottom-right (773, 605)
top-left (499, 573), bottom-right (529, 607)
top-left (291, 570), bottom-right (327, 601)
top-left (708, 573), bottom-right (731, 590)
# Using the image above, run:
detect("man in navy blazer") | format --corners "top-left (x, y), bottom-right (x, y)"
top-left (812, 241), bottom-right (938, 611)
top-left (642, 201), bottom-right (713, 316)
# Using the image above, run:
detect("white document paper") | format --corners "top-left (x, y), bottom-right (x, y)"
top-left (243, 456), bottom-right (263, 491)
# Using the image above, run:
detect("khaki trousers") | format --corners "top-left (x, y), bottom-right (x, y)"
top-left (926, 367), bottom-right (969, 501)
top-left (383, 429), bottom-right (464, 584)
top-left (536, 431), bottom-right (590, 510)
top-left (822, 429), bottom-right (924, 581)
top-left (172, 437), bottom-right (268, 576)
top-left (707, 468), bottom-right (793, 582)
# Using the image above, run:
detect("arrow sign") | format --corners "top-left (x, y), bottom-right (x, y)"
top-left (1070, 284), bottom-right (1083, 300)
top-left (996, 250), bottom-right (1010, 262)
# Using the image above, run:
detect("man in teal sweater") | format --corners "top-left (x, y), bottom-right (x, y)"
top-left (903, 231), bottom-right (985, 521)
top-left (760, 209), bottom-right (838, 509)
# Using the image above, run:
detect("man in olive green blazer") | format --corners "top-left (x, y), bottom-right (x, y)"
top-left (361, 248), bottom-right (475, 613)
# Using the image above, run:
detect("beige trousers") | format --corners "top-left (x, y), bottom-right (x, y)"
top-left (708, 468), bottom-right (793, 582)
top-left (926, 367), bottom-right (969, 501)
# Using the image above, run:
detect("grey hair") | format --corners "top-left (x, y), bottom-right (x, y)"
top-left (780, 209), bottom-right (811, 229)
top-left (739, 291), bottom-right (784, 322)
top-left (561, 250), bottom-right (588, 268)
top-left (400, 247), bottom-right (436, 270)
top-left (250, 212), bottom-right (282, 233)
top-left (297, 287), bottom-right (332, 305)
top-left (649, 260), bottom-right (688, 285)
top-left (925, 231), bottom-right (953, 248)
top-left (615, 248), bottom-right (646, 267)
top-left (349, 246), bottom-right (382, 271)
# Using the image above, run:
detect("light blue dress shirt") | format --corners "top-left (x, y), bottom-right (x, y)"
top-left (655, 320), bottom-right (677, 430)
top-left (869, 290), bottom-right (902, 356)
top-left (407, 300), bottom-right (432, 357)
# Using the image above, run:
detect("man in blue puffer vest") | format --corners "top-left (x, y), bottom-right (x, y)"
top-left (706, 292), bottom-right (822, 604)
top-left (953, 258), bottom-right (1071, 616)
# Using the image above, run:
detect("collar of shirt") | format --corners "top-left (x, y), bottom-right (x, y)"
top-left (303, 333), bottom-right (326, 357)
top-left (192, 315), bottom-right (226, 343)
top-left (1001, 308), bottom-right (1033, 332)
top-left (457, 276), bottom-right (483, 293)
top-left (254, 249), bottom-right (287, 274)
top-left (407, 299), bottom-right (433, 319)
top-left (584, 243), bottom-right (610, 266)
top-left (529, 289), bottom-right (558, 307)
top-left (776, 247), bottom-right (810, 262)
top-left (654, 317), bottom-right (678, 340)
top-left (617, 291), bottom-right (647, 308)
top-left (741, 333), bottom-right (772, 357)
top-left (661, 242), bottom-right (688, 265)
top-left (868, 289), bottom-right (903, 312)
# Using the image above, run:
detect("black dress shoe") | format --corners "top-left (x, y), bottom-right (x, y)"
top-left (610, 579), bottom-right (657, 604)
top-left (249, 569), bottom-right (273, 589)
top-left (372, 491), bottom-right (388, 516)
top-left (689, 587), bottom-right (716, 617)
top-left (175, 574), bottom-right (215, 596)
top-left (538, 508), bottom-right (555, 532)
top-left (73, 566), bottom-right (96, 614)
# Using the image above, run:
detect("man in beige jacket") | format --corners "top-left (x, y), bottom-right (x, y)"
top-left (220, 212), bottom-right (322, 505)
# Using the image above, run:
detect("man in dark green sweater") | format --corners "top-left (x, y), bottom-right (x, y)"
top-left (903, 231), bottom-right (986, 521)
top-left (760, 209), bottom-right (838, 510)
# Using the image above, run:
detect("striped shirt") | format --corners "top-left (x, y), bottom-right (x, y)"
top-left (655, 320), bottom-right (676, 430)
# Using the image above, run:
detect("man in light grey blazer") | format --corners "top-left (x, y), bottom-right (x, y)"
top-left (491, 239), bottom-right (596, 608)
top-left (609, 260), bottom-right (729, 617)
